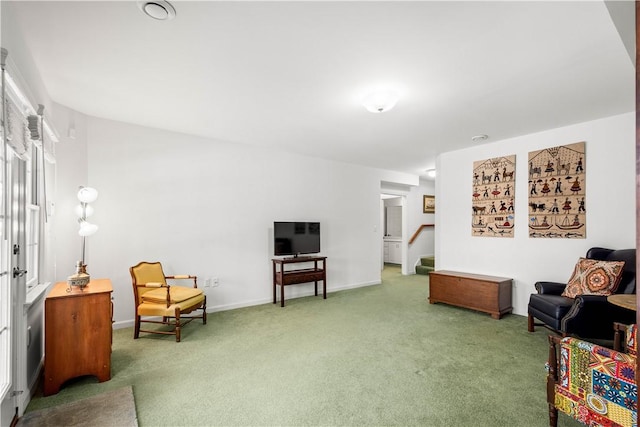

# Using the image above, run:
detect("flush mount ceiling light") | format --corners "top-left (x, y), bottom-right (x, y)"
top-left (138, 0), bottom-right (176, 20)
top-left (425, 169), bottom-right (436, 179)
top-left (362, 90), bottom-right (399, 113)
top-left (471, 134), bottom-right (489, 142)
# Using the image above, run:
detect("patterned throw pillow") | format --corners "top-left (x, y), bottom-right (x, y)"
top-left (561, 258), bottom-right (625, 298)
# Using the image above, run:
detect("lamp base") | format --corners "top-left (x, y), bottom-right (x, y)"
top-left (67, 261), bottom-right (90, 291)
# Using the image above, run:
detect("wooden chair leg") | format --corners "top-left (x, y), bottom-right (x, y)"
top-left (527, 314), bottom-right (534, 332)
top-left (547, 335), bottom-right (559, 427)
top-left (203, 296), bottom-right (207, 325)
top-left (175, 307), bottom-right (182, 343)
top-left (613, 322), bottom-right (626, 352)
top-left (548, 405), bottom-right (558, 427)
top-left (134, 315), bottom-right (141, 339)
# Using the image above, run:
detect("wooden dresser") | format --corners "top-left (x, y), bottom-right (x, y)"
top-left (428, 270), bottom-right (513, 319)
top-left (43, 278), bottom-right (113, 396)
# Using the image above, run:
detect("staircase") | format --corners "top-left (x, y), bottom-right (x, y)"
top-left (415, 256), bottom-right (435, 275)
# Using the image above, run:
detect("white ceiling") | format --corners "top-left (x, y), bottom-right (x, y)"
top-left (5, 1), bottom-right (635, 178)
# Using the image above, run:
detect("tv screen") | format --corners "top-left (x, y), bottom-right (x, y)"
top-left (274, 222), bottom-right (321, 257)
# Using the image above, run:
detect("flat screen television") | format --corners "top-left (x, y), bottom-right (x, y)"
top-left (274, 221), bottom-right (321, 257)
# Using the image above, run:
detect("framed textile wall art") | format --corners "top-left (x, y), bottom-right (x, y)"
top-left (528, 141), bottom-right (585, 238)
top-left (472, 155), bottom-right (516, 238)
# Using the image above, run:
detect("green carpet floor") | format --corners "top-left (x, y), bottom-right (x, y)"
top-left (25, 265), bottom-right (581, 426)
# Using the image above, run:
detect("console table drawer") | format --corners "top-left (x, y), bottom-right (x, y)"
top-left (428, 270), bottom-right (512, 319)
top-left (278, 268), bottom-right (325, 285)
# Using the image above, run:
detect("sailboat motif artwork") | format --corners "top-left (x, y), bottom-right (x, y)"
top-left (528, 141), bottom-right (586, 238)
top-left (472, 155), bottom-right (516, 238)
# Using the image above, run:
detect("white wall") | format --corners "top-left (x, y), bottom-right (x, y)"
top-left (51, 103), bottom-right (89, 281)
top-left (436, 112), bottom-right (635, 316)
top-left (76, 116), bottom-right (419, 326)
top-left (1, 3), bottom-right (53, 125)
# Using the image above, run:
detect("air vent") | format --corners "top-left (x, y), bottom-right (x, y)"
top-left (138, 1), bottom-right (176, 21)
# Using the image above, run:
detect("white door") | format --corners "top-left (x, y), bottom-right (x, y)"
top-left (0, 150), bottom-right (27, 426)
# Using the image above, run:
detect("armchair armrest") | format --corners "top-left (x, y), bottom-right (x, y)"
top-left (144, 282), bottom-right (166, 288)
top-left (165, 274), bottom-right (198, 288)
top-left (562, 295), bottom-right (636, 340)
top-left (534, 281), bottom-right (566, 295)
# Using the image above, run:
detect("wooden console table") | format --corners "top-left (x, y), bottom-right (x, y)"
top-left (272, 256), bottom-right (327, 307)
top-left (428, 270), bottom-right (512, 319)
top-left (44, 278), bottom-right (113, 396)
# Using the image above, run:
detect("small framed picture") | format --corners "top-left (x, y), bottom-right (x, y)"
top-left (423, 195), bottom-right (435, 214)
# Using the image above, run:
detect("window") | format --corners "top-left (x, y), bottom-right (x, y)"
top-left (25, 204), bottom-right (39, 289)
top-left (24, 142), bottom-right (41, 289)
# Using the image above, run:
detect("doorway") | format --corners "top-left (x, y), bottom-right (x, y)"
top-left (381, 193), bottom-right (406, 274)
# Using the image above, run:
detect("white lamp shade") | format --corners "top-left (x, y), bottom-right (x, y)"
top-left (77, 187), bottom-right (98, 203)
top-left (362, 91), bottom-right (399, 113)
top-left (78, 221), bottom-right (99, 237)
top-left (75, 204), bottom-right (94, 218)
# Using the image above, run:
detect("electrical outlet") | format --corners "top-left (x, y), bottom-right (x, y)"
top-left (204, 278), bottom-right (212, 288)
top-left (212, 277), bottom-right (219, 287)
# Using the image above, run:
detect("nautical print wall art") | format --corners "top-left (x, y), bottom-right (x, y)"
top-left (528, 141), bottom-right (586, 238)
top-left (472, 155), bottom-right (516, 238)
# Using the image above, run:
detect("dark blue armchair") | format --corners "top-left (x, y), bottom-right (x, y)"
top-left (527, 247), bottom-right (636, 340)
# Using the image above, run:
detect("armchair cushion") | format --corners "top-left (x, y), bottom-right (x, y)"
top-left (553, 336), bottom-right (636, 426)
top-left (142, 286), bottom-right (203, 305)
top-left (138, 294), bottom-right (205, 317)
top-left (561, 258), bottom-right (625, 298)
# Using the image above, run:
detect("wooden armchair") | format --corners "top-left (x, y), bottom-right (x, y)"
top-left (546, 324), bottom-right (637, 426)
top-left (130, 261), bottom-right (206, 342)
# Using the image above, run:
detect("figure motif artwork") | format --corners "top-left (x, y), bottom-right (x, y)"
top-left (472, 155), bottom-right (516, 238)
top-left (528, 141), bottom-right (586, 238)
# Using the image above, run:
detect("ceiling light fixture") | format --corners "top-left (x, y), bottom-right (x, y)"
top-left (471, 134), bottom-right (489, 142)
top-left (138, 1), bottom-right (176, 21)
top-left (425, 169), bottom-right (436, 179)
top-left (362, 90), bottom-right (399, 113)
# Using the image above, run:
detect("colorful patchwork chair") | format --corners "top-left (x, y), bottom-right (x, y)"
top-left (546, 324), bottom-right (637, 427)
top-left (130, 261), bottom-right (207, 342)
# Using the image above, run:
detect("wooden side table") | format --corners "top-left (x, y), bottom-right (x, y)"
top-left (607, 294), bottom-right (637, 311)
top-left (43, 278), bottom-right (113, 396)
top-left (272, 257), bottom-right (326, 307)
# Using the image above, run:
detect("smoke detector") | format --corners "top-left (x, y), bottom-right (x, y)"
top-left (138, 1), bottom-right (176, 21)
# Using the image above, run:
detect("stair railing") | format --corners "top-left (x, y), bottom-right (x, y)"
top-left (408, 224), bottom-right (435, 245)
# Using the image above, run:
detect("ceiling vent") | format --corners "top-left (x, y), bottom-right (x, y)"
top-left (138, 1), bottom-right (176, 21)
